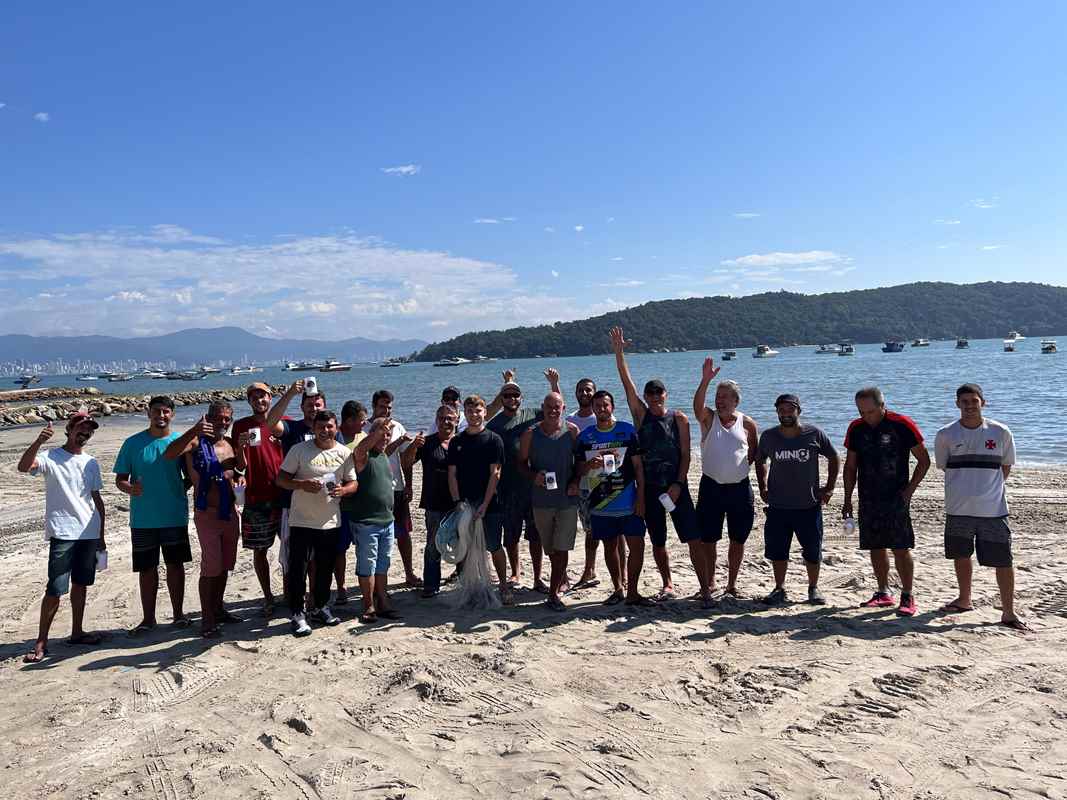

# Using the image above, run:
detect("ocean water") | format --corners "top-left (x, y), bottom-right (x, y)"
top-left (17, 336), bottom-right (1066, 463)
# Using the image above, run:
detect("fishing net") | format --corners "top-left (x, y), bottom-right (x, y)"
top-left (443, 501), bottom-right (500, 610)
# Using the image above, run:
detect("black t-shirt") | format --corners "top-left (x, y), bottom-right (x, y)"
top-left (418, 433), bottom-right (455, 513)
top-left (446, 428), bottom-right (505, 512)
top-left (486, 408), bottom-right (541, 498)
top-left (844, 411), bottom-right (922, 504)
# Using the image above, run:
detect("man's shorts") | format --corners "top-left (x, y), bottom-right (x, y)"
top-left (194, 509), bottom-right (239, 578)
top-left (336, 511), bottom-right (354, 553)
top-left (241, 502), bottom-right (279, 551)
top-left (131, 525), bottom-right (192, 573)
top-left (503, 490), bottom-right (540, 546)
top-left (590, 514), bottom-right (647, 541)
top-left (352, 520), bottom-right (395, 577)
top-left (577, 492), bottom-right (592, 535)
top-left (696, 475), bottom-right (755, 545)
top-left (763, 506), bottom-right (823, 564)
top-left (393, 491), bottom-right (413, 539)
top-left (481, 512), bottom-right (505, 553)
top-left (46, 538), bottom-right (98, 597)
top-left (532, 506), bottom-right (579, 553)
top-left (945, 515), bottom-right (1012, 567)
top-left (644, 483), bottom-right (700, 547)
top-left (858, 496), bottom-right (915, 550)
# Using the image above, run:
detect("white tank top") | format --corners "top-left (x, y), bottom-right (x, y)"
top-left (701, 412), bottom-right (750, 484)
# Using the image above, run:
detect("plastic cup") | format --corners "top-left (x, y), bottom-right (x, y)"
top-left (602, 453), bottom-right (616, 474)
top-left (304, 376), bottom-right (319, 396)
top-left (545, 471), bottom-right (558, 490)
top-left (96, 550), bottom-right (109, 571)
top-left (659, 492), bottom-right (676, 512)
top-left (323, 473), bottom-right (337, 497)
top-left (234, 484), bottom-right (246, 506)
top-left (248, 427), bottom-right (262, 447)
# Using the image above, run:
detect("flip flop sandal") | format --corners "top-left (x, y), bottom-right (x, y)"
top-left (625, 596), bottom-right (657, 607)
top-left (1001, 618), bottom-right (1033, 632)
top-left (128, 622), bottom-right (157, 638)
top-left (23, 648), bottom-right (48, 663)
top-left (573, 578), bottom-right (601, 590)
top-left (533, 583), bottom-right (550, 595)
top-left (200, 626), bottom-right (222, 639)
top-left (653, 589), bottom-right (676, 602)
top-left (68, 632), bottom-right (104, 646)
top-left (359, 612), bottom-right (379, 624)
top-left (171, 616), bottom-right (193, 628)
top-left (603, 590), bottom-right (625, 606)
top-left (546, 598), bottom-right (567, 612)
top-left (940, 602), bottom-right (975, 613)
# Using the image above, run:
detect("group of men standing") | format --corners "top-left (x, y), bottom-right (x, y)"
top-left (18, 328), bottom-right (1030, 660)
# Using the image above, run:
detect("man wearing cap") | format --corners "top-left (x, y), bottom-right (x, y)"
top-left (842, 386), bottom-right (930, 616)
top-left (233, 382), bottom-right (286, 615)
top-left (429, 386), bottom-right (467, 435)
top-left (754, 393), bottom-right (839, 605)
top-left (486, 368), bottom-right (562, 592)
top-left (610, 326), bottom-right (701, 602)
top-left (934, 383), bottom-right (1029, 630)
top-left (115, 395), bottom-right (192, 634)
top-left (18, 413), bottom-right (106, 662)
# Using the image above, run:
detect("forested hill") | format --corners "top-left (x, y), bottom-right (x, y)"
top-left (416, 282), bottom-right (1067, 360)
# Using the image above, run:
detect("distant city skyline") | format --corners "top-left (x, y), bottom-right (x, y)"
top-left (2, 4), bottom-right (1065, 341)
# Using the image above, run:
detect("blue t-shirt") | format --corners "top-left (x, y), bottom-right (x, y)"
top-left (114, 430), bottom-right (188, 528)
top-left (575, 421), bottom-right (641, 517)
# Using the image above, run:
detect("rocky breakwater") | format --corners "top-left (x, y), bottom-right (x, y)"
top-left (0, 385), bottom-right (288, 428)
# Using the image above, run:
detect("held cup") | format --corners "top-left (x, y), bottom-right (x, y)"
top-left (96, 550), bottom-right (109, 571)
top-left (323, 472), bottom-right (338, 496)
top-left (658, 492), bottom-right (676, 512)
top-left (234, 483), bottom-right (246, 506)
top-left (545, 471), bottom-right (558, 491)
top-left (304, 376), bottom-right (319, 396)
top-left (247, 427), bottom-right (262, 447)
top-left (602, 453), bottom-right (617, 474)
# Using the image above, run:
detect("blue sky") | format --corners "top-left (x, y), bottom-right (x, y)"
top-left (2, 3), bottom-right (1065, 341)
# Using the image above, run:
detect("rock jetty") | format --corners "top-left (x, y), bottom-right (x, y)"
top-left (0, 385), bottom-right (288, 428)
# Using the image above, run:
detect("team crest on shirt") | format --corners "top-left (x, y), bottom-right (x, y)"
top-left (880, 434), bottom-right (892, 445)
top-left (985, 439), bottom-right (997, 450)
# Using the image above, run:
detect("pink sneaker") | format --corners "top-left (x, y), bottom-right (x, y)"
top-left (860, 592), bottom-right (895, 608)
top-left (897, 594), bottom-right (917, 617)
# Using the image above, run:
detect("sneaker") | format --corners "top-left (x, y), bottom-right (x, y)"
top-left (897, 593), bottom-right (917, 617)
top-left (290, 613), bottom-right (312, 637)
top-left (861, 591), bottom-right (896, 608)
top-left (808, 585), bottom-right (826, 605)
top-left (761, 587), bottom-right (788, 605)
top-left (309, 606), bottom-right (340, 626)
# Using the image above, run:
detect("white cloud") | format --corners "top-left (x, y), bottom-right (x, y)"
top-left (0, 103), bottom-right (6, 110)
top-left (831, 266), bottom-right (856, 276)
top-left (33, 112), bottom-right (50, 122)
top-left (787, 265), bottom-right (834, 273)
top-left (598, 279), bottom-right (645, 288)
top-left (610, 257), bottom-right (624, 262)
top-left (606, 217), bottom-right (615, 223)
top-left (733, 212), bottom-right (760, 219)
top-left (543, 226), bottom-right (555, 233)
top-left (0, 226), bottom-right (636, 339)
top-left (721, 250), bottom-right (847, 268)
top-left (936, 243), bottom-right (955, 250)
top-left (550, 270), bottom-right (560, 278)
top-left (981, 244), bottom-right (1003, 251)
top-left (502, 217), bottom-right (517, 222)
top-left (972, 197), bottom-right (998, 209)
top-left (380, 164), bottom-right (421, 176)
top-left (934, 219), bottom-right (961, 225)
top-left (574, 225), bottom-right (584, 233)
top-left (473, 218), bottom-right (500, 224)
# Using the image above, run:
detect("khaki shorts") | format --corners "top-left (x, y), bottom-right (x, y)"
top-left (532, 506), bottom-right (579, 553)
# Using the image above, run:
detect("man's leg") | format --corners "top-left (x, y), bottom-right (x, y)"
top-left (618, 535), bottom-right (628, 587)
top-left (334, 551), bottom-right (347, 601)
top-left (870, 548), bottom-right (891, 593)
top-left (252, 549), bottom-right (274, 612)
top-left (165, 564), bottom-right (186, 622)
top-left (422, 513), bottom-right (443, 596)
top-left (771, 560), bottom-right (788, 589)
top-left (549, 550), bottom-right (568, 601)
top-left (397, 533), bottom-right (417, 585)
top-left (726, 541), bottom-right (744, 593)
top-left (286, 528), bottom-right (311, 614)
top-left (951, 557), bottom-right (974, 608)
top-left (625, 535), bottom-right (646, 601)
top-left (602, 536), bottom-right (623, 592)
top-left (358, 574), bottom-right (376, 615)
top-left (530, 538), bottom-right (547, 591)
top-left (69, 583), bottom-right (88, 639)
top-left (139, 569), bottom-right (159, 627)
top-left (892, 549), bottom-right (914, 594)
top-left (706, 541), bottom-right (719, 592)
top-left (505, 538), bottom-right (522, 584)
top-left (804, 560), bottom-right (821, 590)
top-left (198, 575), bottom-right (216, 633)
top-left (30, 594), bottom-right (61, 660)
top-left (995, 566), bottom-right (1018, 622)
top-left (688, 540), bottom-right (710, 597)
top-left (579, 532), bottom-right (599, 584)
top-left (490, 548), bottom-right (509, 586)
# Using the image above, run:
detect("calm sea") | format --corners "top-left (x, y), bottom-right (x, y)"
top-left (21, 335), bottom-right (1066, 464)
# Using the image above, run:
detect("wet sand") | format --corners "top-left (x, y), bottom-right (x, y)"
top-left (1, 419), bottom-right (1065, 799)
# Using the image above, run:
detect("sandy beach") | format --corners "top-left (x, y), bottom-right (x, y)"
top-left (1, 417), bottom-right (1065, 800)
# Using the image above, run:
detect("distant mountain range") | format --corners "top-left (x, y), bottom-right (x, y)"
top-left (415, 281), bottom-right (1067, 360)
top-left (0, 327), bottom-right (428, 365)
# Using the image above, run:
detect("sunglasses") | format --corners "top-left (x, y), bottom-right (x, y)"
top-left (501, 392), bottom-right (521, 399)
top-left (646, 388), bottom-right (665, 396)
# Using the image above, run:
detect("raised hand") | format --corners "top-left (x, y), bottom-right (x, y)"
top-left (411, 432), bottom-right (426, 450)
top-left (502, 368), bottom-right (516, 384)
top-left (38, 422), bottom-right (55, 443)
top-left (289, 379), bottom-right (305, 395)
top-left (702, 356), bottom-right (720, 382)
top-left (609, 326), bottom-right (628, 353)
top-left (543, 367), bottom-right (560, 385)
top-left (194, 416), bottom-right (215, 439)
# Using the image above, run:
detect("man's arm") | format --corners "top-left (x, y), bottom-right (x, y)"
top-left (183, 451), bottom-right (200, 490)
top-left (477, 463), bottom-right (502, 518)
top-left (903, 443), bottom-right (931, 502)
top-left (820, 449), bottom-right (840, 505)
top-left (669, 412), bottom-right (691, 503)
top-left (544, 367), bottom-right (562, 396)
top-left (17, 422), bottom-right (53, 473)
top-left (516, 428), bottom-right (540, 484)
top-left (842, 450), bottom-right (858, 517)
top-left (164, 418), bottom-right (208, 461)
top-left (485, 369), bottom-right (514, 419)
top-left (266, 380), bottom-right (303, 431)
top-left (743, 416), bottom-right (759, 464)
top-left (609, 326), bottom-right (646, 425)
top-left (91, 490), bottom-right (106, 551)
top-left (448, 465), bottom-right (461, 504)
top-left (632, 453), bottom-right (646, 518)
top-left (401, 433), bottom-right (424, 472)
top-left (692, 358), bottom-right (719, 437)
top-left (275, 468), bottom-right (319, 494)
top-left (754, 455), bottom-right (768, 503)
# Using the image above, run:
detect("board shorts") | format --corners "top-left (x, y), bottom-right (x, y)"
top-left (763, 506), bottom-right (823, 564)
top-left (532, 506), bottom-right (579, 553)
top-left (131, 525), bottom-right (192, 572)
top-left (944, 515), bottom-right (1012, 567)
top-left (502, 489), bottom-right (540, 546)
top-left (696, 475), bottom-right (755, 545)
top-left (46, 538), bottom-right (98, 596)
top-left (858, 495), bottom-right (915, 550)
top-left (643, 483), bottom-right (700, 547)
top-left (590, 514), bottom-right (647, 541)
top-left (241, 501), bottom-right (279, 551)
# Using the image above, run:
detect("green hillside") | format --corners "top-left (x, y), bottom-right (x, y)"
top-left (415, 281), bottom-right (1066, 360)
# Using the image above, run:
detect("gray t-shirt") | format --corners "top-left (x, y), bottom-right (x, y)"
top-left (757, 424), bottom-right (836, 510)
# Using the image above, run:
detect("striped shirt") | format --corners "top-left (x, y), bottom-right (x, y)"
top-left (934, 418), bottom-right (1015, 517)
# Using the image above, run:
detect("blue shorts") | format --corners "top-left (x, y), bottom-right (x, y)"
top-left (47, 538), bottom-right (98, 597)
top-left (590, 514), bottom-right (646, 541)
top-left (763, 506), bottom-right (823, 564)
top-left (482, 512), bottom-right (504, 553)
top-left (336, 512), bottom-right (354, 553)
top-left (351, 521), bottom-right (395, 577)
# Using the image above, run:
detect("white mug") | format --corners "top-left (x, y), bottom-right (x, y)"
top-left (659, 492), bottom-right (676, 512)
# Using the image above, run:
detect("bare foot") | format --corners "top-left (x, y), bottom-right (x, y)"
top-left (23, 642), bottom-right (48, 663)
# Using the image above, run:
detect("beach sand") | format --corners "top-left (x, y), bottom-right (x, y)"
top-left (1, 419), bottom-right (1065, 799)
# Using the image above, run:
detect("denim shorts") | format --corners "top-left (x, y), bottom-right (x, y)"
top-left (47, 538), bottom-right (98, 597)
top-left (352, 520), bottom-right (395, 577)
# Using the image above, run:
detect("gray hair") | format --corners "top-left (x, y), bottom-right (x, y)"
top-left (716, 380), bottom-right (741, 403)
top-left (854, 386), bottom-right (885, 406)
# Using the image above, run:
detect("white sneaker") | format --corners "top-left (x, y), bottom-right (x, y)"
top-left (290, 613), bottom-right (312, 637)
top-left (309, 606), bottom-right (340, 626)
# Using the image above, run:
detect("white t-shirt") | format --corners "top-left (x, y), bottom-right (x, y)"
top-left (384, 420), bottom-right (412, 492)
top-left (566, 411), bottom-right (597, 433)
top-left (279, 440), bottom-right (354, 529)
top-left (934, 418), bottom-right (1015, 517)
top-left (30, 448), bottom-right (103, 541)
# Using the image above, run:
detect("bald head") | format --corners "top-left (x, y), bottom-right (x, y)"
top-left (542, 392), bottom-right (565, 425)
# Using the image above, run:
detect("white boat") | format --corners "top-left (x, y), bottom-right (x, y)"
top-left (753, 344), bottom-right (779, 358)
top-left (76, 374), bottom-right (99, 381)
top-left (319, 359), bottom-right (352, 372)
top-left (956, 336), bottom-right (969, 349)
top-left (837, 342), bottom-right (855, 356)
top-left (1041, 340), bottom-right (1057, 354)
top-left (473, 355), bottom-right (497, 362)
top-left (380, 358), bottom-right (404, 368)
top-left (911, 338), bottom-right (930, 347)
top-left (1003, 340), bottom-right (1016, 352)
top-left (198, 365), bottom-right (221, 374)
top-left (815, 344), bottom-right (839, 354)
top-left (108, 373), bottom-right (133, 382)
top-left (287, 360), bottom-right (323, 371)
top-left (433, 356), bottom-right (472, 367)
top-left (14, 374), bottom-right (41, 387)
top-left (721, 350), bottom-right (737, 361)
top-left (1007, 330), bottom-right (1025, 342)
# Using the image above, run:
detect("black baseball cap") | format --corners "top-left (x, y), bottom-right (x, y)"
top-left (775, 393), bottom-right (801, 410)
top-left (956, 383), bottom-right (984, 400)
top-left (441, 385), bottom-right (460, 399)
top-left (644, 379), bottom-right (666, 394)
